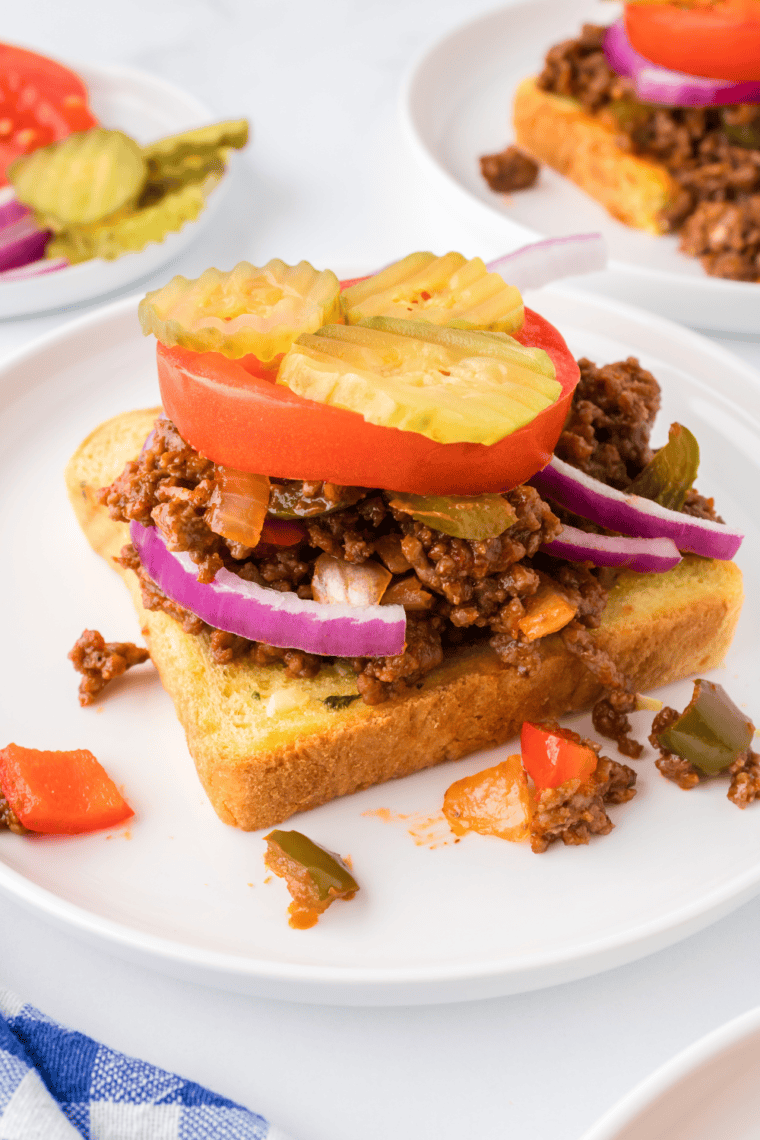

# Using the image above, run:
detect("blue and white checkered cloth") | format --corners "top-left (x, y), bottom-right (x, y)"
top-left (0, 989), bottom-right (292, 1140)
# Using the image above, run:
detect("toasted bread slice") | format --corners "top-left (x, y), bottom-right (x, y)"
top-left (65, 409), bottom-right (744, 831)
top-left (513, 77), bottom-right (680, 234)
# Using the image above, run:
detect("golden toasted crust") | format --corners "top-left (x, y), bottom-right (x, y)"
top-left (513, 77), bottom-right (679, 234)
top-left (65, 409), bottom-right (744, 831)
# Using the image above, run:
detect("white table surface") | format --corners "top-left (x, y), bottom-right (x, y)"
top-left (2, 3), bottom-right (760, 1139)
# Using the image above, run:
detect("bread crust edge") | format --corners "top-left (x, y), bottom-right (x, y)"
top-left (513, 77), bottom-right (680, 234)
top-left (66, 409), bottom-right (744, 831)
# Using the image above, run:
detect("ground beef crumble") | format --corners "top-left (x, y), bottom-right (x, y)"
top-left (98, 351), bottom-right (720, 713)
top-left (480, 145), bottom-right (539, 193)
top-left (530, 723), bottom-right (637, 853)
top-left (69, 629), bottom-right (150, 706)
top-left (534, 24), bottom-right (760, 280)
top-left (650, 706), bottom-right (760, 806)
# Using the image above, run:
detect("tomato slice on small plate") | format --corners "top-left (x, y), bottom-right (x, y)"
top-left (625, 0), bottom-right (760, 82)
top-left (0, 43), bottom-right (99, 185)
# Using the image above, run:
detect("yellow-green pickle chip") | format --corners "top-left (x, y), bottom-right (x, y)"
top-left (9, 129), bottom-right (146, 228)
top-left (138, 260), bottom-right (342, 361)
top-left (46, 182), bottom-right (212, 264)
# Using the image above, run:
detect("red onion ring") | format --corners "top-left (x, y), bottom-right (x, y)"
top-left (0, 206), bottom-right (51, 272)
top-left (541, 524), bottom-right (681, 573)
top-left (487, 234), bottom-right (606, 292)
top-left (604, 18), bottom-right (760, 107)
top-left (130, 520), bottom-right (407, 657)
top-left (530, 457), bottom-right (743, 561)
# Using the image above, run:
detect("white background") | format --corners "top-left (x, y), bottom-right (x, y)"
top-left (2, 2), bottom-right (760, 1138)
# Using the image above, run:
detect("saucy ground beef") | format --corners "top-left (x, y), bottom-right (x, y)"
top-left (98, 355), bottom-right (716, 714)
top-left (480, 145), bottom-right (540, 193)
top-left (69, 629), bottom-right (150, 706)
top-left (531, 744), bottom-right (637, 854)
top-left (534, 24), bottom-right (760, 281)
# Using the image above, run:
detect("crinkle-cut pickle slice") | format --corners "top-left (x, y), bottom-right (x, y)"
top-left (340, 250), bottom-right (524, 333)
top-left (9, 128), bottom-right (146, 228)
top-left (143, 119), bottom-right (249, 167)
top-left (142, 119), bottom-right (248, 192)
top-left (46, 180), bottom-right (212, 264)
top-left (277, 318), bottom-right (559, 445)
top-left (139, 259), bottom-right (342, 362)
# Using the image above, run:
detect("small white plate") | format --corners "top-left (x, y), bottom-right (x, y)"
top-left (401, 0), bottom-right (760, 333)
top-left (0, 289), bottom-right (758, 1005)
top-left (581, 1005), bottom-right (760, 1140)
top-left (0, 61), bottom-right (235, 319)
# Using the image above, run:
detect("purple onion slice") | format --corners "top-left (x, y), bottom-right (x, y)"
top-left (603, 18), bottom-right (760, 107)
top-left (541, 525), bottom-right (681, 572)
top-left (486, 233), bottom-right (606, 293)
top-left (130, 520), bottom-right (406, 658)
top-left (530, 458), bottom-right (743, 561)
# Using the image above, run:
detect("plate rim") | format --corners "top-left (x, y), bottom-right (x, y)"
top-left (0, 288), bottom-right (759, 1004)
top-left (579, 1004), bottom-right (760, 1140)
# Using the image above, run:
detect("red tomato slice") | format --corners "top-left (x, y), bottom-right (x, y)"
top-left (520, 723), bottom-right (598, 790)
top-left (0, 43), bottom-right (98, 185)
top-left (156, 307), bottom-right (580, 495)
top-left (625, 1), bottom-right (760, 82)
top-left (0, 743), bottom-right (133, 834)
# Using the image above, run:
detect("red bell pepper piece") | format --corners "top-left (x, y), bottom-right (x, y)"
top-left (520, 722), bottom-right (598, 790)
top-left (0, 743), bottom-right (133, 834)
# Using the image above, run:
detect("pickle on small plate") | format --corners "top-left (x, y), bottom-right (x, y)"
top-left (9, 128), bottom-right (146, 229)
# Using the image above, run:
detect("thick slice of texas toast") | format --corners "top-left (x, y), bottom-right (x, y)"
top-left (66, 409), bottom-right (744, 831)
top-left (513, 77), bottom-right (680, 234)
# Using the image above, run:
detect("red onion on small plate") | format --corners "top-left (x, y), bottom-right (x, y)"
top-left (130, 520), bottom-right (407, 658)
top-left (604, 18), bottom-right (760, 107)
top-left (0, 200), bottom-right (53, 273)
top-left (530, 457), bottom-right (743, 561)
top-left (541, 524), bottom-right (681, 573)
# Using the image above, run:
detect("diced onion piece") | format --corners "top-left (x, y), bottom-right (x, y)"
top-left (486, 233), bottom-right (607, 293)
top-left (516, 580), bottom-right (577, 641)
top-left (541, 524), bottom-right (682, 573)
top-left (205, 467), bottom-right (270, 548)
top-left (311, 553), bottom-right (392, 607)
top-left (138, 259), bottom-right (342, 361)
top-left (130, 520), bottom-right (406, 657)
top-left (604, 17), bottom-right (760, 107)
top-left (381, 575), bottom-right (434, 611)
top-left (530, 456), bottom-right (743, 560)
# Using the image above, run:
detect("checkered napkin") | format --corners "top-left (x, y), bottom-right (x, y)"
top-left (0, 989), bottom-right (292, 1140)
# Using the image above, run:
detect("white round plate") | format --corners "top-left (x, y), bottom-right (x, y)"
top-left (0, 61), bottom-right (235, 319)
top-left (401, 0), bottom-right (760, 333)
top-left (581, 1005), bottom-right (760, 1140)
top-left (0, 289), bottom-right (758, 1005)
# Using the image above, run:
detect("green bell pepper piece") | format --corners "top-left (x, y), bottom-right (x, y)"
top-left (264, 829), bottom-right (358, 902)
top-left (628, 423), bottom-right (700, 511)
top-left (657, 680), bottom-right (754, 776)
